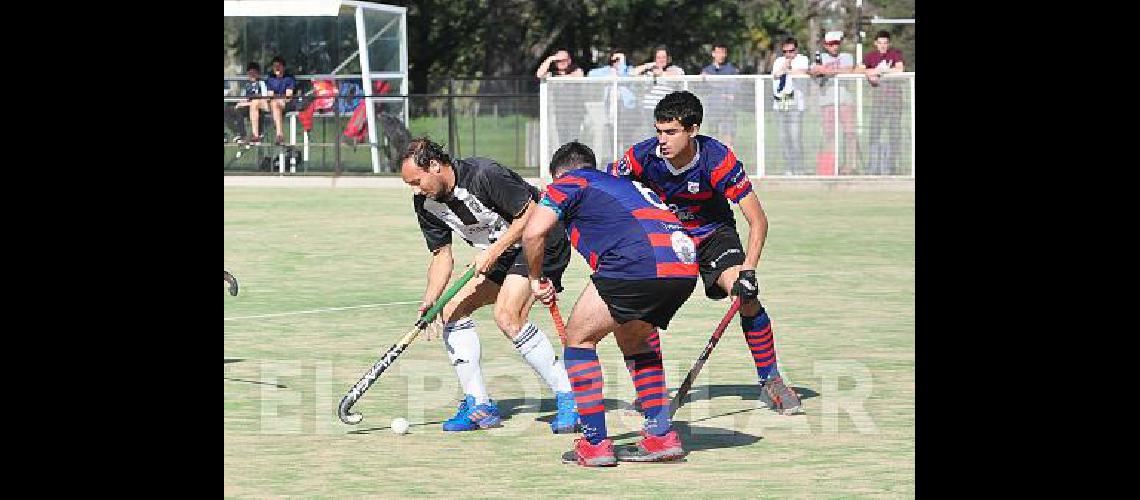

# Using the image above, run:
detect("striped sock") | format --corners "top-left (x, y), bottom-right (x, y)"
top-left (564, 346), bottom-right (606, 445)
top-left (646, 328), bottom-right (663, 357)
top-left (742, 309), bottom-right (778, 382)
top-left (512, 323), bottom-right (572, 393)
top-left (625, 350), bottom-right (671, 436)
top-left (443, 317), bottom-right (490, 404)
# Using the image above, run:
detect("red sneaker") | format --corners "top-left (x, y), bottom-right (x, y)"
top-left (561, 438), bottom-right (617, 467)
top-left (616, 429), bottom-right (686, 462)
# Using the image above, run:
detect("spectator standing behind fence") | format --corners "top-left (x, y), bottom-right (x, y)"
top-left (701, 43), bottom-right (738, 76)
top-left (631, 46), bottom-right (685, 77)
top-left (589, 50), bottom-right (636, 108)
top-left (771, 37), bottom-right (810, 175)
top-left (263, 56), bottom-right (297, 146)
top-left (633, 47), bottom-right (685, 127)
top-left (538, 49), bottom-right (585, 148)
top-left (809, 31), bottom-right (858, 175)
top-left (701, 43), bottom-right (741, 150)
top-left (858, 30), bottom-right (906, 175)
top-left (227, 62), bottom-right (268, 145)
top-left (536, 49), bottom-right (584, 78)
top-left (587, 50), bottom-right (630, 77)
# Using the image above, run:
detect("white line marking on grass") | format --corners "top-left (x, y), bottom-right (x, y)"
top-left (225, 301), bottom-right (420, 321)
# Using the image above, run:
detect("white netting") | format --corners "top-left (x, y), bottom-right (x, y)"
top-left (542, 74), bottom-right (913, 178)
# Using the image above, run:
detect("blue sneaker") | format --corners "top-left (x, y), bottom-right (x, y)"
top-left (550, 391), bottom-right (579, 434)
top-left (441, 395), bottom-right (474, 431)
top-left (442, 396), bottom-right (501, 431)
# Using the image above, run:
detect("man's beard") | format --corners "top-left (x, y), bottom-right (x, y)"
top-left (431, 189), bottom-right (452, 202)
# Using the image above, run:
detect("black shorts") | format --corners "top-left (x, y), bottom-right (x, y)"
top-left (592, 276), bottom-right (696, 330)
top-left (697, 225), bottom-right (746, 300)
top-left (485, 221), bottom-right (571, 292)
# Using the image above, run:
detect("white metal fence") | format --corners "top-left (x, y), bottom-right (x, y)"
top-left (539, 73), bottom-right (914, 180)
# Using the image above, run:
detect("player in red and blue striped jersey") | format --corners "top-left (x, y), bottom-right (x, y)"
top-left (523, 141), bottom-right (697, 467)
top-left (609, 90), bottom-right (803, 415)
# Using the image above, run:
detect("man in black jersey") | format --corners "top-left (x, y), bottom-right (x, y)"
top-left (399, 137), bottom-right (578, 433)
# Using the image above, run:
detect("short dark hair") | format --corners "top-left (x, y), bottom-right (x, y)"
top-left (271, 55), bottom-right (286, 65)
top-left (246, 62), bottom-right (261, 72)
top-left (549, 141), bottom-right (597, 178)
top-left (654, 90), bottom-right (703, 128)
top-left (654, 45), bottom-right (669, 56)
top-left (875, 30), bottom-right (891, 40)
top-left (401, 137), bottom-right (451, 169)
top-left (712, 42), bottom-right (728, 51)
top-left (782, 37), bottom-right (798, 49)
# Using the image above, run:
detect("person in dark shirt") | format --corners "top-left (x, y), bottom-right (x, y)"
top-left (400, 137), bottom-right (578, 435)
top-left (264, 56), bottom-right (297, 146)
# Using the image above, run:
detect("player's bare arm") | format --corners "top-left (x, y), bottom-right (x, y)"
top-left (737, 193), bottom-right (768, 271)
top-left (523, 204), bottom-right (559, 303)
top-left (422, 244), bottom-right (454, 307)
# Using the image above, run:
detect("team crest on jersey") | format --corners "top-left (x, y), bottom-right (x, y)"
top-left (671, 231), bottom-right (697, 264)
top-left (465, 196), bottom-right (483, 214)
top-left (687, 181), bottom-right (700, 193)
top-left (616, 157), bottom-right (631, 175)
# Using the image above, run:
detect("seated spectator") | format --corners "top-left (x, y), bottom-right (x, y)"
top-left (264, 56), bottom-right (297, 146)
top-left (630, 46), bottom-right (685, 76)
top-left (536, 49), bottom-right (584, 78)
top-left (228, 62), bottom-right (268, 144)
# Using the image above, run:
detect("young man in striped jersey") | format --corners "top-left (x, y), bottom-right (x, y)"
top-left (524, 141), bottom-right (698, 466)
top-left (400, 138), bottom-right (578, 433)
top-left (610, 91), bottom-right (803, 415)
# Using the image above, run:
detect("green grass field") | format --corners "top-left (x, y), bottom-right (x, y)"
top-left (224, 184), bottom-right (915, 497)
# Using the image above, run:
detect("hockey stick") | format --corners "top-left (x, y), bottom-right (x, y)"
top-left (669, 296), bottom-right (742, 418)
top-left (223, 270), bottom-right (239, 296)
top-left (543, 278), bottom-right (568, 346)
top-left (337, 266), bottom-right (477, 424)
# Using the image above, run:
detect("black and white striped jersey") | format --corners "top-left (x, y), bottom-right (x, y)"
top-left (414, 157), bottom-right (540, 252)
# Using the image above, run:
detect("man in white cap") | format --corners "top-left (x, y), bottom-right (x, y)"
top-left (809, 30), bottom-right (858, 175)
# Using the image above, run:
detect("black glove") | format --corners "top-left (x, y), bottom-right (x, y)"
top-left (731, 269), bottom-right (759, 301)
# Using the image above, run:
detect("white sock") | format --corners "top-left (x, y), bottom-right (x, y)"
top-left (443, 317), bottom-right (491, 404)
top-left (513, 323), bottom-right (572, 393)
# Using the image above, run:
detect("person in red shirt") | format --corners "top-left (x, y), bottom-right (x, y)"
top-left (859, 31), bottom-right (907, 174)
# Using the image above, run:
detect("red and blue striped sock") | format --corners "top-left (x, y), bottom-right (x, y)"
top-left (742, 309), bottom-right (778, 382)
top-left (624, 350), bottom-right (671, 436)
top-left (565, 346), bottom-right (607, 445)
top-left (646, 329), bottom-right (663, 357)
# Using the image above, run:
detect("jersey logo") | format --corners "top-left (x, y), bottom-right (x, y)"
top-left (465, 196), bottom-right (484, 215)
top-left (671, 231), bottom-right (697, 264)
top-left (616, 157), bottom-right (631, 176)
top-left (687, 181), bottom-right (701, 193)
